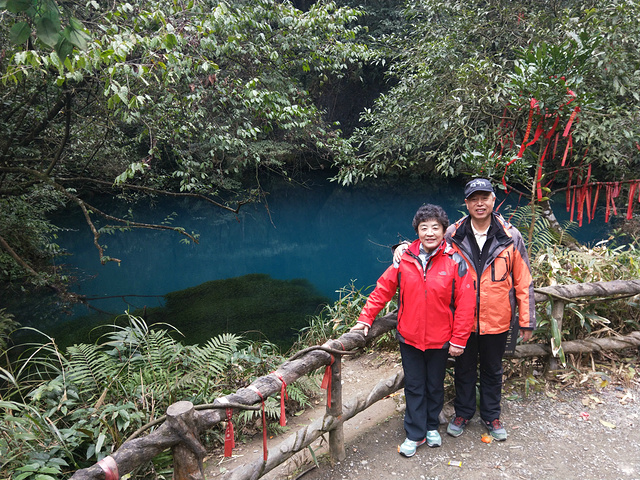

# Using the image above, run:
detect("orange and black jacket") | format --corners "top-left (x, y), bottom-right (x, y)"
top-left (357, 239), bottom-right (475, 351)
top-left (447, 213), bottom-right (536, 335)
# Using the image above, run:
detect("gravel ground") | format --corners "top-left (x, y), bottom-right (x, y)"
top-left (300, 367), bottom-right (640, 480)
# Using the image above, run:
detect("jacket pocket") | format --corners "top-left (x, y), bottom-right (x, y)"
top-left (491, 251), bottom-right (511, 282)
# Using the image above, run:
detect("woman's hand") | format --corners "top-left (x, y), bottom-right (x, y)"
top-left (393, 243), bottom-right (409, 264)
top-left (350, 323), bottom-right (370, 337)
top-left (448, 345), bottom-right (464, 357)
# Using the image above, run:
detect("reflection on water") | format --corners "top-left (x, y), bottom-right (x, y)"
top-left (7, 172), bottom-right (612, 334)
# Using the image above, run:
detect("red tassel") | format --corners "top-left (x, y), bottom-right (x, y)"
top-left (321, 355), bottom-right (335, 407)
top-left (249, 386), bottom-right (268, 462)
top-left (224, 407), bottom-right (235, 457)
top-left (275, 373), bottom-right (288, 426)
top-left (585, 185), bottom-right (592, 223)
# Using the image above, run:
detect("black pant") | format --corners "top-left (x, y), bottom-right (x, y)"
top-left (399, 342), bottom-right (448, 441)
top-left (453, 331), bottom-right (508, 422)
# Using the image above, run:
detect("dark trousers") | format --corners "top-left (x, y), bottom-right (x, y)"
top-left (399, 342), bottom-right (448, 441)
top-left (453, 331), bottom-right (508, 422)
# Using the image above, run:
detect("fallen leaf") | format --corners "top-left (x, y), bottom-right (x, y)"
top-left (589, 395), bottom-right (604, 404)
top-left (599, 419), bottom-right (616, 429)
top-left (481, 433), bottom-right (493, 444)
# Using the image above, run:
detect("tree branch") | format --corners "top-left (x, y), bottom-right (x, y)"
top-left (57, 177), bottom-right (250, 214)
top-left (0, 233), bottom-right (39, 277)
top-left (45, 92), bottom-right (72, 176)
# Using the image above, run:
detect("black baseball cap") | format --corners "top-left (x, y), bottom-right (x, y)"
top-left (464, 178), bottom-right (494, 198)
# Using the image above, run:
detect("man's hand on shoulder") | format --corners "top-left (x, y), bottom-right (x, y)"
top-left (393, 242), bottom-right (409, 264)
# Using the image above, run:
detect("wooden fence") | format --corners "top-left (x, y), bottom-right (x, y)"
top-left (70, 280), bottom-right (640, 480)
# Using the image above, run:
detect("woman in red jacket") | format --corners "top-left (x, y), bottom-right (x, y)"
top-left (351, 204), bottom-right (475, 457)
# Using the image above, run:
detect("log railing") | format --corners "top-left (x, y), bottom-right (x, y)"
top-left (70, 280), bottom-right (640, 480)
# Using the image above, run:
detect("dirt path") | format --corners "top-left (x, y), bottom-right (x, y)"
top-left (205, 351), bottom-right (640, 480)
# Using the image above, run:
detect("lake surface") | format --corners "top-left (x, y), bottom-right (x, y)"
top-left (9, 172), bottom-right (613, 331)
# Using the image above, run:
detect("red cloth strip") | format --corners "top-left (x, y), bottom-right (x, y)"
top-left (321, 355), bottom-right (335, 407)
top-left (592, 184), bottom-right (601, 221)
top-left (627, 182), bottom-right (638, 220)
top-left (98, 456), bottom-right (119, 480)
top-left (605, 184), bottom-right (612, 223)
top-left (561, 134), bottom-right (572, 166)
top-left (224, 407), bottom-right (235, 457)
top-left (566, 169), bottom-right (573, 212)
top-left (563, 106), bottom-right (580, 137)
top-left (274, 373), bottom-right (288, 426)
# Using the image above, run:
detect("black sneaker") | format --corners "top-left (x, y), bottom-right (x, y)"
top-left (484, 418), bottom-right (507, 441)
top-left (446, 416), bottom-right (469, 437)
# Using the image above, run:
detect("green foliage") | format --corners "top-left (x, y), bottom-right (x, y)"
top-left (294, 282), bottom-right (371, 347)
top-left (0, 313), bottom-right (318, 478)
top-left (531, 237), bottom-right (640, 342)
top-left (335, 0), bottom-right (640, 223)
top-left (0, 308), bottom-right (19, 351)
top-left (2, 0), bottom-right (89, 60)
top-left (294, 281), bottom-right (398, 350)
top-left (0, 0), bottom-right (372, 293)
top-left (506, 204), bottom-right (579, 255)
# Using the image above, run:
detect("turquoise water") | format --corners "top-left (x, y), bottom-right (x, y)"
top-left (9, 172), bottom-right (612, 330)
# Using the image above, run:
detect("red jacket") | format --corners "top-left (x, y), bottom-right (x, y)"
top-left (358, 240), bottom-right (475, 351)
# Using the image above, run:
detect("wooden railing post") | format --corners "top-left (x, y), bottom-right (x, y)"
top-left (549, 300), bottom-right (565, 370)
top-left (166, 401), bottom-right (206, 480)
top-left (327, 354), bottom-right (345, 463)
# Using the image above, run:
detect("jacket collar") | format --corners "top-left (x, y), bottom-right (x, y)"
top-left (450, 212), bottom-right (512, 245)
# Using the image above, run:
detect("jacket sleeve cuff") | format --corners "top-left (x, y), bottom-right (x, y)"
top-left (450, 338), bottom-right (467, 349)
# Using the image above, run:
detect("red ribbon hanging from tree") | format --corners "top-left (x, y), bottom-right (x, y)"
top-left (612, 183), bottom-right (620, 217)
top-left (575, 164), bottom-right (592, 227)
top-left (274, 373), bottom-right (288, 426)
top-left (627, 182), bottom-right (638, 220)
top-left (224, 407), bottom-right (235, 457)
top-left (592, 184), bottom-right (601, 221)
top-left (566, 169), bottom-right (574, 212)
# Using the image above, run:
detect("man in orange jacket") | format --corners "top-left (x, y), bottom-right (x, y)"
top-left (394, 178), bottom-right (536, 441)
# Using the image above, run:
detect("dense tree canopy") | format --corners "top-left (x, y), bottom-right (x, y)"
top-left (336, 0), bottom-right (640, 232)
top-left (0, 0), bottom-right (372, 292)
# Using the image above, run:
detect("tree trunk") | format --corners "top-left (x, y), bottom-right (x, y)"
top-left (538, 199), bottom-right (581, 250)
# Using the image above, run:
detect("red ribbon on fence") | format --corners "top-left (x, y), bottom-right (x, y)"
top-left (274, 373), bottom-right (288, 426)
top-left (321, 355), bottom-right (335, 407)
top-left (248, 385), bottom-right (268, 461)
top-left (98, 456), bottom-right (119, 480)
top-left (224, 407), bottom-right (235, 457)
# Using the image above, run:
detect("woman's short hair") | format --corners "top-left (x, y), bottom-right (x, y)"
top-left (412, 204), bottom-right (449, 233)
